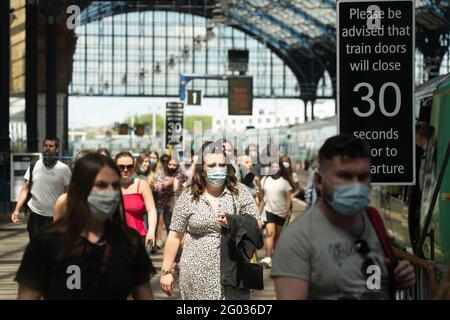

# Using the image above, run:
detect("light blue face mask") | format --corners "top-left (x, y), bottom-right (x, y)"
top-left (206, 168), bottom-right (227, 186)
top-left (323, 177), bottom-right (370, 216)
top-left (87, 190), bottom-right (121, 221)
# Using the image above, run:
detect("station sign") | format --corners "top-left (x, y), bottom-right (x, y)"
top-left (187, 90), bottom-right (202, 106)
top-left (337, 0), bottom-right (415, 184)
top-left (165, 102), bottom-right (184, 147)
top-left (228, 76), bottom-right (253, 116)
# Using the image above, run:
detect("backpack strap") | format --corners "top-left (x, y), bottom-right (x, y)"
top-left (366, 206), bottom-right (398, 299)
top-left (28, 159), bottom-right (37, 191)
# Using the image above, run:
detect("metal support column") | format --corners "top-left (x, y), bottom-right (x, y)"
top-left (26, 0), bottom-right (39, 151)
top-left (0, 0), bottom-right (11, 153)
top-left (46, 14), bottom-right (57, 138)
top-left (63, 94), bottom-right (68, 154)
top-left (303, 100), bottom-right (308, 122)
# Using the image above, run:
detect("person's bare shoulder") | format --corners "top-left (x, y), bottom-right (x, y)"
top-left (53, 193), bottom-right (68, 221)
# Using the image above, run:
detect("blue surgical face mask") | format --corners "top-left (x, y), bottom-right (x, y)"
top-left (206, 168), bottom-right (227, 186)
top-left (87, 190), bottom-right (121, 221)
top-left (322, 175), bottom-right (370, 216)
top-left (150, 159), bottom-right (157, 165)
top-left (282, 161), bottom-right (290, 169)
top-left (270, 167), bottom-right (280, 175)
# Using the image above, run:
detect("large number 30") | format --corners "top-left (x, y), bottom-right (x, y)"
top-left (353, 82), bottom-right (401, 117)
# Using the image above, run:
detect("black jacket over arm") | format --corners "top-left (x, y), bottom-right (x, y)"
top-left (220, 213), bottom-right (260, 289)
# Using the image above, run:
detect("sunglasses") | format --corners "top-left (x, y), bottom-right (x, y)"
top-left (118, 164), bottom-right (134, 171)
top-left (354, 239), bottom-right (375, 280)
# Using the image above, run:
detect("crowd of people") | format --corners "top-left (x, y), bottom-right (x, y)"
top-left (12, 132), bottom-right (450, 300)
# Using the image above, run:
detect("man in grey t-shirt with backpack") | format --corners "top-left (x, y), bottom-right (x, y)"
top-left (11, 137), bottom-right (71, 239)
top-left (271, 134), bottom-right (415, 300)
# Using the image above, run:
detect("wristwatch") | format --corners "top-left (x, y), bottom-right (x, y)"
top-left (160, 269), bottom-right (172, 276)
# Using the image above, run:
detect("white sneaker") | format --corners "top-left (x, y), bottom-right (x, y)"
top-left (260, 256), bottom-right (272, 268)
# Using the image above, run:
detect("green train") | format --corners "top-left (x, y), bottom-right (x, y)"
top-left (370, 73), bottom-right (450, 265)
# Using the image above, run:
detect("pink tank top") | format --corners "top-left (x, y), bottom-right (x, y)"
top-left (123, 180), bottom-right (147, 236)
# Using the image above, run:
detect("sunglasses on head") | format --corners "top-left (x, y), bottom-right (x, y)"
top-left (118, 164), bottom-right (134, 171)
top-left (354, 239), bottom-right (375, 280)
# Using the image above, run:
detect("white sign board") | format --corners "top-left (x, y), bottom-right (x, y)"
top-left (10, 153), bottom-right (41, 202)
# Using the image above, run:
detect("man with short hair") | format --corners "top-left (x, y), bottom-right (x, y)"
top-left (11, 138), bottom-right (72, 239)
top-left (271, 134), bottom-right (415, 300)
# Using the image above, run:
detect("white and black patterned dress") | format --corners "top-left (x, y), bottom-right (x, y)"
top-left (170, 183), bottom-right (260, 300)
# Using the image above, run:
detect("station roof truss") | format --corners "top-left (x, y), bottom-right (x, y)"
top-left (76, 0), bottom-right (449, 57)
top-left (69, 0), bottom-right (449, 100)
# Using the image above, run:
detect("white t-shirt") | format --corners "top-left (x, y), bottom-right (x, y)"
top-left (262, 176), bottom-right (292, 216)
top-left (24, 160), bottom-right (72, 217)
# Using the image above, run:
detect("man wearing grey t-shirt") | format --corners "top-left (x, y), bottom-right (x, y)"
top-left (271, 134), bottom-right (415, 300)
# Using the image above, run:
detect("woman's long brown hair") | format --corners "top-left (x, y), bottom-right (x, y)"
top-left (280, 155), bottom-right (296, 190)
top-left (41, 154), bottom-right (139, 260)
top-left (147, 150), bottom-right (163, 190)
top-left (190, 140), bottom-right (239, 202)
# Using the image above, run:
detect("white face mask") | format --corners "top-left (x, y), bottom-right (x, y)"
top-left (282, 161), bottom-right (290, 169)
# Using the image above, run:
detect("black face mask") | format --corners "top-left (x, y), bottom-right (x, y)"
top-left (168, 168), bottom-right (177, 175)
top-left (43, 151), bottom-right (58, 168)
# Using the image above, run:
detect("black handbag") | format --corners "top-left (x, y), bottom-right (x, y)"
top-left (231, 195), bottom-right (264, 291)
top-left (237, 261), bottom-right (264, 290)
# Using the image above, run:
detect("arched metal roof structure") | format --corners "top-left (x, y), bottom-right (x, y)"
top-left (66, 0), bottom-right (450, 100)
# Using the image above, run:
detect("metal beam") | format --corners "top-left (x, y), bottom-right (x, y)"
top-left (419, 0), bottom-right (446, 17)
top-left (320, 0), bottom-right (336, 9)
top-left (26, 0), bottom-right (39, 152)
top-left (179, 74), bottom-right (227, 101)
top-left (45, 15), bottom-right (57, 138)
top-left (276, 0), bottom-right (335, 41)
top-left (0, 0), bottom-right (10, 153)
top-left (230, 20), bottom-right (308, 92)
top-left (232, 0), bottom-right (312, 52)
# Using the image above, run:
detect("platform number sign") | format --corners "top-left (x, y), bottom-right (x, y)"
top-left (165, 102), bottom-right (184, 147)
top-left (337, 0), bottom-right (415, 185)
top-left (187, 90), bottom-right (202, 106)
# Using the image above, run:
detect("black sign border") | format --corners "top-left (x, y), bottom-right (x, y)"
top-left (336, 0), bottom-right (416, 186)
top-left (165, 102), bottom-right (184, 148)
